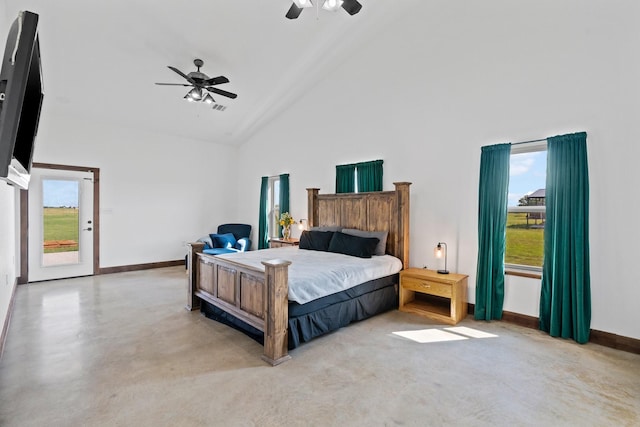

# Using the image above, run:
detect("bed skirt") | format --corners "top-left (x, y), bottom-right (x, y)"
top-left (200, 274), bottom-right (399, 349)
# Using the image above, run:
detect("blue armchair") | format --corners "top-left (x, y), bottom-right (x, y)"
top-left (198, 223), bottom-right (252, 255)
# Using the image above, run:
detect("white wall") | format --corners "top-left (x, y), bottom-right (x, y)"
top-left (237, 1), bottom-right (640, 339)
top-left (0, 0), bottom-right (17, 337)
top-left (34, 112), bottom-right (238, 267)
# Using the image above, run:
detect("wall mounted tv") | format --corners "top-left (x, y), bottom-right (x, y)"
top-left (0, 11), bottom-right (43, 190)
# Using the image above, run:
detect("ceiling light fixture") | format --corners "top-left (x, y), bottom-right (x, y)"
top-left (286, 0), bottom-right (361, 19)
top-left (188, 87), bottom-right (202, 100)
top-left (293, 0), bottom-right (314, 8)
top-left (322, 0), bottom-right (343, 12)
top-left (183, 90), bottom-right (225, 109)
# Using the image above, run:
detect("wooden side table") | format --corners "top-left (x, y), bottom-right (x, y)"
top-left (269, 238), bottom-right (300, 248)
top-left (399, 268), bottom-right (468, 325)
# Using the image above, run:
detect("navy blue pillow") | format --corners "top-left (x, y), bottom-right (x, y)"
top-left (299, 230), bottom-right (334, 251)
top-left (327, 232), bottom-right (379, 258)
top-left (210, 233), bottom-right (237, 249)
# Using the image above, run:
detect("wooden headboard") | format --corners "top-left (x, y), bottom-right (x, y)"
top-left (306, 182), bottom-right (411, 268)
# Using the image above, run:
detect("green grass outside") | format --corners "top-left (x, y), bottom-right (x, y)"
top-left (43, 207), bottom-right (79, 253)
top-left (505, 213), bottom-right (544, 267)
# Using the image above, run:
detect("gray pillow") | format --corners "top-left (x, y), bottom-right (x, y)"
top-left (341, 229), bottom-right (388, 256)
top-left (310, 226), bottom-right (343, 232)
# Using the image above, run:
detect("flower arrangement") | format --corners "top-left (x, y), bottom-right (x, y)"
top-left (279, 212), bottom-right (295, 239)
top-left (279, 212), bottom-right (295, 227)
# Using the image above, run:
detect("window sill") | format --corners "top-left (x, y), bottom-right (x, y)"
top-left (505, 269), bottom-right (542, 280)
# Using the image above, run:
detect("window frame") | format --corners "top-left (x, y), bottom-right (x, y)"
top-left (505, 141), bottom-right (547, 274)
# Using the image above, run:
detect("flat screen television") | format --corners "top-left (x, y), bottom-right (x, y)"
top-left (0, 11), bottom-right (43, 190)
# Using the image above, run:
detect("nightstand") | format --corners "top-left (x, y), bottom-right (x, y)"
top-left (269, 238), bottom-right (300, 248)
top-left (399, 268), bottom-right (468, 325)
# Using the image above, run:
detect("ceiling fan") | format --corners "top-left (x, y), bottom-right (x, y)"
top-left (286, 0), bottom-right (362, 19)
top-left (155, 59), bottom-right (237, 104)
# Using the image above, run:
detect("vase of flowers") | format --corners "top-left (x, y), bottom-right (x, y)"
top-left (279, 212), bottom-right (295, 239)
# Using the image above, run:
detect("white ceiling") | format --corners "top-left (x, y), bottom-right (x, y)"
top-left (4, 0), bottom-right (408, 145)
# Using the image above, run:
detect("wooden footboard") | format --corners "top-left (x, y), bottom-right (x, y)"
top-left (187, 243), bottom-right (291, 366)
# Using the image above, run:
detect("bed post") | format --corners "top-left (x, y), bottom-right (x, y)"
top-left (394, 182), bottom-right (411, 269)
top-left (186, 242), bottom-right (204, 311)
top-left (307, 188), bottom-right (320, 228)
top-left (261, 259), bottom-right (292, 366)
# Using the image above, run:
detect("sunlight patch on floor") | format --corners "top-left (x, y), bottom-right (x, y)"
top-left (444, 326), bottom-right (498, 339)
top-left (393, 329), bottom-right (468, 343)
top-left (393, 326), bottom-right (499, 343)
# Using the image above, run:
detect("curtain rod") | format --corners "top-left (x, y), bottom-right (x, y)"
top-left (512, 138), bottom-right (547, 146)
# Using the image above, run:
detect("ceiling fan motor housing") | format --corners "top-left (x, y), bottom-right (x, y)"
top-left (188, 71), bottom-right (209, 83)
top-left (155, 58), bottom-right (238, 100)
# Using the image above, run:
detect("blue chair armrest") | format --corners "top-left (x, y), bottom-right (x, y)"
top-left (235, 237), bottom-right (251, 252)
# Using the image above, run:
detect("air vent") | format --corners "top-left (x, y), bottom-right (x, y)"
top-left (212, 104), bottom-right (227, 111)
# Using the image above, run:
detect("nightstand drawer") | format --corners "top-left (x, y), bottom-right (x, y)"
top-left (401, 277), bottom-right (451, 298)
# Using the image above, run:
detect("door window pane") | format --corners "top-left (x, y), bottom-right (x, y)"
top-left (42, 179), bottom-right (80, 266)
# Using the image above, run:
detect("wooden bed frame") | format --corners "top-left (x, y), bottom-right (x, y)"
top-left (186, 182), bottom-right (411, 365)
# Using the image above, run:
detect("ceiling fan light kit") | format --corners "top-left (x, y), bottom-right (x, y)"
top-left (293, 0), bottom-right (313, 8)
top-left (189, 87), bottom-right (202, 100)
top-left (322, 0), bottom-right (343, 12)
top-left (286, 0), bottom-right (362, 19)
top-left (155, 59), bottom-right (237, 110)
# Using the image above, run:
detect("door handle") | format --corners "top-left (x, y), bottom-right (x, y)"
top-left (83, 227), bottom-right (93, 231)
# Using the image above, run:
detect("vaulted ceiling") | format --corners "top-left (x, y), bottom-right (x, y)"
top-left (4, 0), bottom-right (408, 145)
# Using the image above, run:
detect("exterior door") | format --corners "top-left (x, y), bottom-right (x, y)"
top-left (28, 167), bottom-right (94, 282)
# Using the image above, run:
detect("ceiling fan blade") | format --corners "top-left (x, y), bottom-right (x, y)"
top-left (167, 66), bottom-right (195, 84)
top-left (205, 76), bottom-right (230, 86)
top-left (286, 3), bottom-right (303, 19)
top-left (207, 87), bottom-right (238, 99)
top-left (155, 83), bottom-right (192, 86)
top-left (342, 0), bottom-right (362, 15)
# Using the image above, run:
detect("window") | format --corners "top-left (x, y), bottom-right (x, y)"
top-left (267, 176), bottom-right (280, 238)
top-left (506, 142), bottom-right (547, 270)
top-left (336, 159), bottom-right (383, 193)
top-left (258, 173), bottom-right (289, 249)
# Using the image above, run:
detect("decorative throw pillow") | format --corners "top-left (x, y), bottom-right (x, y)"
top-left (327, 232), bottom-right (379, 259)
top-left (341, 229), bottom-right (388, 256)
top-left (299, 230), bottom-right (335, 251)
top-left (210, 233), bottom-right (237, 249)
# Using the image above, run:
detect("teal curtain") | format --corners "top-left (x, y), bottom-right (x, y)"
top-left (540, 132), bottom-right (591, 344)
top-left (357, 160), bottom-right (383, 192)
top-left (475, 143), bottom-right (511, 320)
top-left (278, 173), bottom-right (290, 237)
top-left (336, 164), bottom-right (356, 193)
top-left (258, 176), bottom-right (269, 249)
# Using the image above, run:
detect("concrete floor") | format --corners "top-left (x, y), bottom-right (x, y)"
top-left (1, 267), bottom-right (638, 426)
